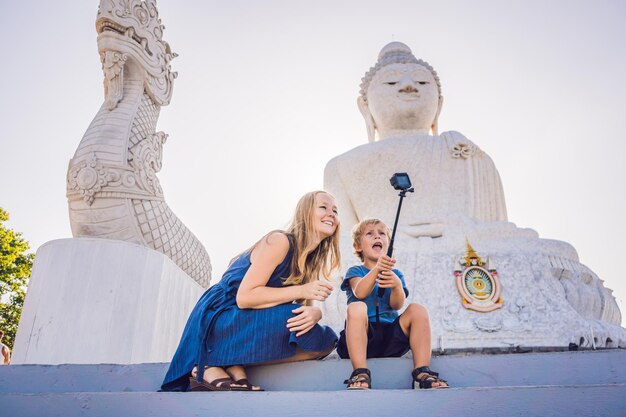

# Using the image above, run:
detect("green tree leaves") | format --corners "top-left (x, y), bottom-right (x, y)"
top-left (0, 208), bottom-right (33, 350)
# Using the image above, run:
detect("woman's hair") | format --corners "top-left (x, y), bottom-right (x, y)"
top-left (282, 191), bottom-right (341, 286)
top-left (351, 218), bottom-right (391, 261)
top-left (242, 191), bottom-right (340, 286)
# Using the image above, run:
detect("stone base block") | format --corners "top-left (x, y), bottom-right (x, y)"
top-left (321, 232), bottom-right (626, 350)
top-left (13, 238), bottom-right (203, 364)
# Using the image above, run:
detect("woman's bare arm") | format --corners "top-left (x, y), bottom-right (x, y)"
top-left (236, 233), bottom-right (332, 309)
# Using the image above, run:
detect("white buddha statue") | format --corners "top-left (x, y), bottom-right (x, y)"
top-left (320, 42), bottom-right (624, 349)
top-left (325, 42), bottom-right (508, 240)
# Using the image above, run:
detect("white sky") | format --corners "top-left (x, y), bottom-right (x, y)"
top-left (1, 0), bottom-right (624, 325)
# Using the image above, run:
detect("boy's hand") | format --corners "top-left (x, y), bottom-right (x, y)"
top-left (376, 269), bottom-right (401, 288)
top-left (375, 255), bottom-right (396, 272)
top-left (287, 306), bottom-right (322, 337)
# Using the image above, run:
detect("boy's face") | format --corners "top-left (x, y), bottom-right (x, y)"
top-left (355, 223), bottom-right (389, 263)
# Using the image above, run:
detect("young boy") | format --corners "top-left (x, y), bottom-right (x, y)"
top-left (337, 219), bottom-right (448, 389)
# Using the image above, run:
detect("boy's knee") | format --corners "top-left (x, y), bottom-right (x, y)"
top-left (406, 303), bottom-right (429, 320)
top-left (347, 301), bottom-right (368, 321)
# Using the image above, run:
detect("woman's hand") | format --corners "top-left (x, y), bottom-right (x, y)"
top-left (299, 280), bottom-right (333, 302)
top-left (287, 306), bottom-right (322, 337)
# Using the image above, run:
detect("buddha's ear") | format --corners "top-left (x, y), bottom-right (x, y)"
top-left (357, 96), bottom-right (376, 143)
top-left (431, 95), bottom-right (444, 136)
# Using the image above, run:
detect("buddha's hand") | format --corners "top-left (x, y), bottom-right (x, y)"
top-left (300, 280), bottom-right (334, 302)
top-left (403, 222), bottom-right (445, 238)
top-left (287, 306), bottom-right (322, 336)
top-left (404, 214), bottom-right (474, 238)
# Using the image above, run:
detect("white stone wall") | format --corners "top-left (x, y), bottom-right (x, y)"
top-left (13, 238), bottom-right (204, 365)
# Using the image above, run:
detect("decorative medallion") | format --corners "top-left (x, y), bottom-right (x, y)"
top-left (454, 239), bottom-right (503, 312)
top-left (451, 142), bottom-right (476, 159)
top-left (67, 153), bottom-right (115, 205)
top-left (67, 145), bottom-right (167, 205)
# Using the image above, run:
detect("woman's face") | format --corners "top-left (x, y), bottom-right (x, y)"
top-left (312, 193), bottom-right (338, 239)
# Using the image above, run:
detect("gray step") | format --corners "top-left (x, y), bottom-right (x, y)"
top-left (2, 385), bottom-right (625, 417)
top-left (1, 349), bottom-right (624, 393)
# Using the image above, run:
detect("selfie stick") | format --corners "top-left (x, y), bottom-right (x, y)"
top-left (378, 173), bottom-right (414, 298)
top-left (386, 189), bottom-right (410, 258)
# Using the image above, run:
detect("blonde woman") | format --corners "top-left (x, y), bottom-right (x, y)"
top-left (161, 191), bottom-right (340, 392)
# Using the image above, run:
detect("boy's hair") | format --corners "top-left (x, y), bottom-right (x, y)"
top-left (352, 218), bottom-right (391, 261)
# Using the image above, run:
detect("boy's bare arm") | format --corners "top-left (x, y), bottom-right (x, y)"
top-left (351, 255), bottom-right (396, 299)
top-left (381, 270), bottom-right (406, 310)
top-left (349, 267), bottom-right (379, 299)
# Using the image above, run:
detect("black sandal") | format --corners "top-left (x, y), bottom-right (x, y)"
top-left (344, 368), bottom-right (371, 390)
top-left (412, 366), bottom-right (449, 389)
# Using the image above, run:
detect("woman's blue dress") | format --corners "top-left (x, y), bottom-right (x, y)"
top-left (161, 238), bottom-right (338, 391)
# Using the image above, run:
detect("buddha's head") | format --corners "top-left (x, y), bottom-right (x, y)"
top-left (359, 42), bottom-right (443, 142)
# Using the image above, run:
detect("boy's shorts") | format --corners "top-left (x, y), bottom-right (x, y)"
top-left (336, 316), bottom-right (410, 359)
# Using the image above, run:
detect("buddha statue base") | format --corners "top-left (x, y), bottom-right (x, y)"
top-left (320, 223), bottom-right (625, 351)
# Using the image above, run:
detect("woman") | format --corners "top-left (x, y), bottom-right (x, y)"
top-left (161, 191), bottom-right (340, 391)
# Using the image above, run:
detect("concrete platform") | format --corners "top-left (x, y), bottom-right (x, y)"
top-left (3, 385), bottom-right (625, 417)
top-left (1, 350), bottom-right (625, 416)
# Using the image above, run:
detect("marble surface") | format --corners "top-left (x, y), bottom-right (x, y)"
top-left (321, 42), bottom-right (625, 349)
top-left (66, 0), bottom-right (211, 287)
top-left (13, 238), bottom-right (203, 364)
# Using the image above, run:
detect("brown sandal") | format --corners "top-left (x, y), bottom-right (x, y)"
top-left (188, 376), bottom-right (245, 392)
top-left (234, 378), bottom-right (264, 392)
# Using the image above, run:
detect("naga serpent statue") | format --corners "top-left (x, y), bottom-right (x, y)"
top-left (66, 0), bottom-right (211, 287)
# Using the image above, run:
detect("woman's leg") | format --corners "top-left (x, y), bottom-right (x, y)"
top-left (256, 345), bottom-right (335, 366)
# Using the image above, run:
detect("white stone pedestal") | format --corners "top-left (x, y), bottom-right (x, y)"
top-left (320, 227), bottom-right (626, 351)
top-left (13, 238), bottom-right (204, 364)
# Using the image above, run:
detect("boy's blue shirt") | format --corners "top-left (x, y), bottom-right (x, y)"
top-left (341, 264), bottom-right (409, 323)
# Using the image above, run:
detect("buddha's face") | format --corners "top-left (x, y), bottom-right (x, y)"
top-left (366, 63), bottom-right (440, 135)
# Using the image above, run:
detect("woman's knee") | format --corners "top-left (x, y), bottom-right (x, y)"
top-left (301, 348), bottom-right (332, 360)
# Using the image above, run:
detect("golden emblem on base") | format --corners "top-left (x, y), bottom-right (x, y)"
top-left (454, 239), bottom-right (503, 312)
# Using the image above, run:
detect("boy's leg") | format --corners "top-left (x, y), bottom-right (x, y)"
top-left (345, 301), bottom-right (370, 388)
top-left (398, 303), bottom-right (432, 368)
top-left (399, 303), bottom-right (447, 388)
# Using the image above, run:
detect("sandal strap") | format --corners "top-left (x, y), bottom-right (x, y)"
top-left (344, 368), bottom-right (371, 386)
top-left (351, 368), bottom-right (371, 378)
top-left (412, 366), bottom-right (438, 379)
top-left (412, 367), bottom-right (448, 389)
top-left (212, 377), bottom-right (236, 387)
top-left (234, 378), bottom-right (250, 386)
